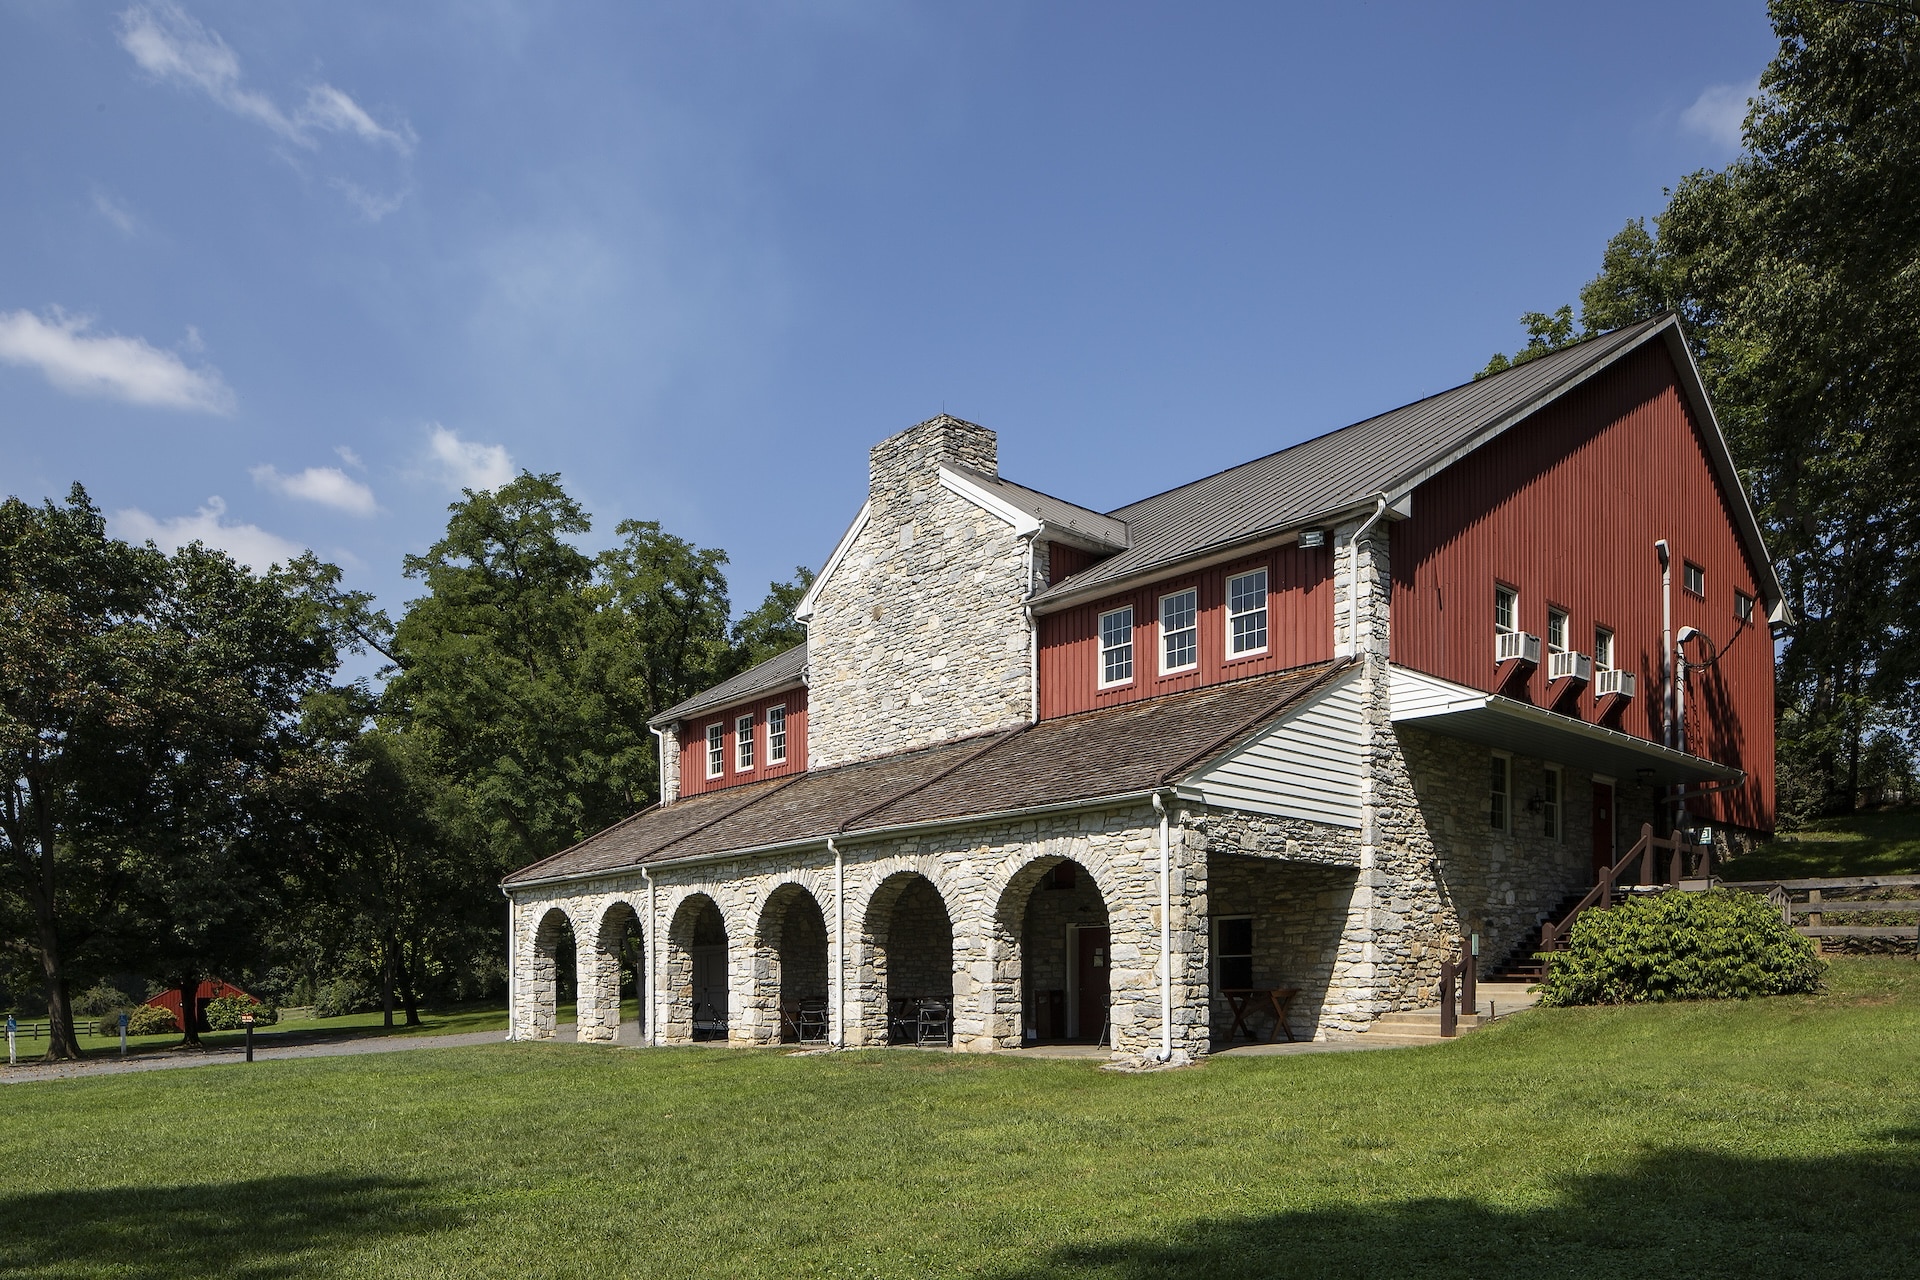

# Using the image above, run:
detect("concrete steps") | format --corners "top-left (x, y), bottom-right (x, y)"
top-left (1354, 981), bottom-right (1542, 1045)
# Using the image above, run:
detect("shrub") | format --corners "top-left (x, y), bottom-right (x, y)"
top-left (1540, 888), bottom-right (1826, 1006)
top-left (204, 996), bottom-right (275, 1031)
top-left (314, 978), bottom-right (369, 1019)
top-left (73, 983), bottom-right (130, 1018)
top-left (126, 1005), bottom-right (179, 1036)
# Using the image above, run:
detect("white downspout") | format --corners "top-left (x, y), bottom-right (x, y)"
top-left (1022, 527), bottom-right (1042, 724)
top-left (504, 893), bottom-right (516, 1042)
top-left (1656, 540), bottom-right (1673, 749)
top-left (830, 837), bottom-right (845, 1048)
top-left (1151, 791), bottom-right (1173, 1063)
top-left (642, 867), bottom-right (657, 1046)
top-left (1347, 495), bottom-right (1390, 655)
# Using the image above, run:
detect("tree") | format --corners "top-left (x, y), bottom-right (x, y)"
top-left (1477, 305), bottom-right (1581, 379)
top-left (731, 568), bottom-right (815, 671)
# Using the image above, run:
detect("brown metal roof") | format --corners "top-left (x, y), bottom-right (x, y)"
top-left (649, 642), bottom-right (807, 728)
top-left (503, 660), bottom-right (1346, 887)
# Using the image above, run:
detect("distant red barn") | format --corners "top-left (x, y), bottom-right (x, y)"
top-left (143, 979), bottom-right (256, 1032)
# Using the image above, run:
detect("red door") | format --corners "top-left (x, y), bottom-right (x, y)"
top-left (1075, 927), bottom-right (1110, 1041)
top-left (1592, 782), bottom-right (1615, 879)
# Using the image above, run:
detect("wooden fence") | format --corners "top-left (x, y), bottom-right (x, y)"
top-left (1719, 874), bottom-right (1920, 942)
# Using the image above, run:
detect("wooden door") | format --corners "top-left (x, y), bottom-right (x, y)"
top-left (1591, 782), bottom-right (1615, 878)
top-left (691, 945), bottom-right (727, 1032)
top-left (1075, 927), bottom-right (1110, 1041)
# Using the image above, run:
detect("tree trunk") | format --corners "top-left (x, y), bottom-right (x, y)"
top-left (381, 945), bottom-right (395, 1029)
top-left (396, 933), bottom-right (421, 1026)
top-left (35, 918), bottom-right (80, 1062)
top-left (176, 974), bottom-right (201, 1046)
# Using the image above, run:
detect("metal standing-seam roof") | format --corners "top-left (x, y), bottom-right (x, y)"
top-left (648, 642), bottom-right (807, 728)
top-left (941, 463), bottom-right (1131, 551)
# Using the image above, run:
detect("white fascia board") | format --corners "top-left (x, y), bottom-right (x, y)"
top-left (937, 465), bottom-right (1042, 536)
top-left (794, 501), bottom-right (870, 622)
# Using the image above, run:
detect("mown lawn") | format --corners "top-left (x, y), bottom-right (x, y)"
top-left (4, 959), bottom-right (1918, 1279)
top-left (1725, 806), bottom-right (1920, 880)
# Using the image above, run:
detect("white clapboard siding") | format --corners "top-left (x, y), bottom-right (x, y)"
top-left (1178, 672), bottom-right (1365, 828)
top-left (1387, 664), bottom-right (1484, 718)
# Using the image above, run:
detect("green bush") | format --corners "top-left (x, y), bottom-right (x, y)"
top-left (204, 996), bottom-right (275, 1031)
top-left (126, 1004), bottom-right (179, 1036)
top-left (72, 983), bottom-right (130, 1018)
top-left (314, 978), bottom-right (369, 1019)
top-left (1540, 888), bottom-right (1826, 1006)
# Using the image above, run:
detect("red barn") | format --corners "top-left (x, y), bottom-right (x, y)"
top-left (143, 979), bottom-right (256, 1032)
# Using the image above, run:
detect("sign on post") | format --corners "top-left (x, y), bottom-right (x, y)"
top-left (242, 1012), bottom-right (255, 1063)
top-left (6, 1013), bottom-right (15, 1067)
top-left (119, 1011), bottom-right (130, 1056)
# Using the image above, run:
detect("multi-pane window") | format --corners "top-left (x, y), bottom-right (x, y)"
top-left (706, 723), bottom-right (725, 779)
top-left (1215, 917), bottom-right (1253, 990)
top-left (1227, 569), bottom-right (1268, 656)
top-left (1543, 765), bottom-right (1563, 841)
top-left (736, 713), bottom-right (755, 771)
top-left (1735, 591), bottom-right (1754, 625)
top-left (1684, 561), bottom-right (1706, 597)
top-left (767, 705), bottom-right (787, 764)
top-left (1594, 626), bottom-right (1615, 671)
top-left (1159, 589), bottom-right (1198, 674)
top-left (1099, 606), bottom-right (1134, 686)
top-left (1494, 585), bottom-right (1518, 634)
top-left (1547, 608), bottom-right (1569, 653)
top-left (1489, 753), bottom-right (1511, 832)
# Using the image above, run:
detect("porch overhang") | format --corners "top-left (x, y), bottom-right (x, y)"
top-left (1389, 667), bottom-right (1743, 788)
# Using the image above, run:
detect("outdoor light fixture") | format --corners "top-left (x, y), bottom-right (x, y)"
top-left (1298, 528), bottom-right (1326, 548)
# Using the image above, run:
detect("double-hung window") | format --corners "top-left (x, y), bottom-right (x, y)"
top-left (1214, 917), bottom-right (1253, 990)
top-left (1098, 606), bottom-right (1134, 687)
top-left (1593, 626), bottom-right (1615, 671)
top-left (1489, 753), bottom-right (1511, 833)
top-left (1227, 569), bottom-right (1268, 657)
top-left (1495, 585), bottom-right (1518, 636)
top-left (1159, 589), bottom-right (1198, 674)
top-left (736, 714), bottom-right (755, 771)
top-left (705, 724), bottom-right (725, 779)
top-left (767, 705), bottom-right (787, 764)
top-left (1543, 765), bottom-right (1563, 841)
top-left (1547, 607), bottom-right (1569, 654)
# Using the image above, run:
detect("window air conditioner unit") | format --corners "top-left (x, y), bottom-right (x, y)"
top-left (1547, 650), bottom-right (1592, 683)
top-left (1595, 668), bottom-right (1637, 700)
top-left (1495, 631), bottom-right (1540, 665)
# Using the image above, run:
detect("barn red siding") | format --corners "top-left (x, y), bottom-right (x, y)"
top-left (1390, 343), bottom-right (1775, 831)
top-left (1037, 544), bottom-right (1334, 717)
top-left (676, 686), bottom-right (809, 797)
top-left (1048, 543), bottom-right (1099, 585)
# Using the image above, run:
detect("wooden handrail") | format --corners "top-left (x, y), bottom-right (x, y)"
top-left (1539, 823), bottom-right (1709, 954)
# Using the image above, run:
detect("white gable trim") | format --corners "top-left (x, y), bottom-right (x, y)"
top-left (1174, 666), bottom-right (1366, 829)
top-left (936, 465), bottom-right (1042, 536)
top-left (793, 501), bottom-right (869, 623)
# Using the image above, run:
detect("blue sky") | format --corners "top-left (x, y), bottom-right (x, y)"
top-left (0, 1), bottom-right (1773, 649)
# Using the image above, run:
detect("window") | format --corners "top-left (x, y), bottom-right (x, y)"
top-left (1594, 626), bottom-right (1615, 671)
top-left (1495, 584), bottom-right (1518, 634)
top-left (1159, 589), bottom-right (1198, 674)
top-left (1227, 569), bottom-right (1268, 656)
top-left (1543, 765), bottom-right (1563, 841)
top-left (1489, 753), bottom-right (1511, 832)
top-left (1684, 561), bottom-right (1705, 597)
top-left (1547, 607), bottom-right (1569, 653)
top-left (1735, 591), bottom-right (1754, 625)
top-left (767, 705), bottom-right (787, 764)
top-left (1215, 917), bottom-right (1253, 990)
top-left (705, 724), bottom-right (725, 779)
top-left (735, 713), bottom-right (755, 771)
top-left (1098, 606), bottom-right (1134, 686)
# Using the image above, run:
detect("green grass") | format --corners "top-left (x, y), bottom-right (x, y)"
top-left (4, 961), bottom-right (1919, 1278)
top-left (1725, 806), bottom-right (1920, 880)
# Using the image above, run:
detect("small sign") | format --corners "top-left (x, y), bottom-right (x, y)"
top-left (241, 1013), bottom-right (255, 1025)
top-left (4, 1015), bottom-right (13, 1033)
top-left (119, 1012), bottom-right (129, 1028)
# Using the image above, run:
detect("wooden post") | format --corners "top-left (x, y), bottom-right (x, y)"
top-left (1807, 887), bottom-right (1822, 930)
top-left (1461, 936), bottom-right (1478, 1016)
top-left (1438, 960), bottom-right (1457, 1038)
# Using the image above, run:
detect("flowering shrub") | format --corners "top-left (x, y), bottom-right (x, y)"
top-left (1540, 888), bottom-right (1825, 1005)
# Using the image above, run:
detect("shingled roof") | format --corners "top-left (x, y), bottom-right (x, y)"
top-left (649, 642), bottom-right (807, 728)
top-left (505, 660), bottom-right (1348, 887)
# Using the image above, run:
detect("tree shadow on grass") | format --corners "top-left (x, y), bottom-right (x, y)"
top-left (992, 1140), bottom-right (1920, 1280)
top-left (0, 1174), bottom-right (453, 1279)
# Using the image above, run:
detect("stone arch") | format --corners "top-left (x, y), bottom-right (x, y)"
top-left (750, 883), bottom-right (831, 1044)
top-left (524, 905), bottom-right (578, 1041)
top-left (578, 898), bottom-right (645, 1043)
top-left (858, 870), bottom-right (956, 1046)
top-left (663, 892), bottom-right (731, 1043)
top-left (990, 847), bottom-right (1116, 1048)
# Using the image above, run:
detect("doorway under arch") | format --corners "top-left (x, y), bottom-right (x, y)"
top-left (753, 884), bottom-right (830, 1043)
top-left (665, 894), bottom-right (731, 1042)
top-left (861, 872), bottom-right (955, 1046)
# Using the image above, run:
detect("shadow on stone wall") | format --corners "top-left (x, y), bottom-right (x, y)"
top-left (985, 1139), bottom-right (1920, 1279)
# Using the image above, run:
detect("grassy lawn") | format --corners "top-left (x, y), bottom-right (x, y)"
top-left (13, 1001), bottom-right (522, 1059)
top-left (3, 961), bottom-right (1918, 1278)
top-left (1724, 806), bottom-right (1920, 880)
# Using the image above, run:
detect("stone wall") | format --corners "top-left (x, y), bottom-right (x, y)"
top-left (805, 416), bottom-right (1034, 768)
top-left (656, 724), bottom-right (681, 805)
top-left (1205, 854), bottom-right (1355, 1044)
top-left (1018, 864), bottom-right (1111, 1039)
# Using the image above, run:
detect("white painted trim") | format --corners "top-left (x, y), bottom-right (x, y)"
top-left (766, 703), bottom-right (788, 765)
top-left (794, 501), bottom-right (870, 622)
top-left (937, 465), bottom-right (1042, 536)
top-left (1224, 567), bottom-right (1270, 661)
top-left (1156, 587), bottom-right (1199, 677)
top-left (1097, 604), bottom-right (1136, 689)
top-left (704, 723), bottom-right (725, 779)
top-left (734, 713), bottom-right (755, 773)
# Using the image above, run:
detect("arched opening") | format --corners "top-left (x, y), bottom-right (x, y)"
top-left (998, 858), bottom-right (1112, 1046)
top-left (581, 901), bottom-right (645, 1044)
top-left (861, 872), bottom-right (955, 1046)
top-left (527, 906), bottom-right (577, 1040)
top-left (754, 884), bottom-right (830, 1044)
top-left (665, 894), bottom-right (730, 1043)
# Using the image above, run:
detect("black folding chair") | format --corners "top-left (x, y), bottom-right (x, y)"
top-left (916, 999), bottom-right (951, 1047)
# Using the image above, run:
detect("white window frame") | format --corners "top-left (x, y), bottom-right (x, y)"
top-left (1489, 751), bottom-right (1512, 834)
top-left (1098, 606), bottom-right (1135, 688)
top-left (735, 713), bottom-right (755, 772)
top-left (766, 704), bottom-right (787, 765)
top-left (1543, 764), bottom-right (1563, 841)
top-left (1213, 915), bottom-right (1254, 991)
top-left (1547, 607), bottom-right (1569, 654)
top-left (1158, 588), bottom-right (1198, 675)
top-left (1225, 568), bottom-right (1269, 658)
top-left (1684, 561), bottom-right (1706, 598)
top-left (1593, 626), bottom-right (1614, 672)
top-left (705, 723), bottom-right (725, 780)
top-left (1494, 584), bottom-right (1518, 636)
top-left (1735, 591), bottom-right (1754, 625)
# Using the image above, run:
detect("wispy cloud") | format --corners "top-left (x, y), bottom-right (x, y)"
top-left (251, 463), bottom-right (377, 516)
top-left (1681, 80), bottom-right (1757, 150)
top-left (428, 424), bottom-right (515, 492)
top-left (92, 190), bottom-right (139, 236)
top-left (111, 496), bottom-right (305, 573)
top-left (0, 308), bottom-right (234, 413)
top-left (335, 445), bottom-right (365, 470)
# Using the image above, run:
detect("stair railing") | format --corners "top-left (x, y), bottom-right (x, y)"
top-left (1539, 824), bottom-right (1709, 955)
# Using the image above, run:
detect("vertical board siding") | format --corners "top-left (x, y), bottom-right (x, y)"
top-left (1389, 343), bottom-right (1775, 830)
top-left (1181, 675), bottom-right (1365, 828)
top-left (1036, 543), bottom-right (1334, 717)
top-left (676, 686), bottom-right (809, 798)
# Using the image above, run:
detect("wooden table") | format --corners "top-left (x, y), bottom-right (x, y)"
top-left (1221, 987), bottom-right (1299, 1044)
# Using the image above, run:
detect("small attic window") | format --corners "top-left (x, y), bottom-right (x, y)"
top-left (1735, 591), bottom-right (1755, 625)
top-left (1684, 561), bottom-right (1705, 598)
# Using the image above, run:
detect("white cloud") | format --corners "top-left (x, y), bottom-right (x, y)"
top-left (111, 496), bottom-right (305, 573)
top-left (0, 308), bottom-right (235, 414)
top-left (250, 464), bottom-right (377, 516)
top-left (1681, 80), bottom-right (1757, 150)
top-left (335, 445), bottom-right (365, 470)
top-left (428, 424), bottom-right (515, 492)
top-left (93, 190), bottom-right (139, 236)
top-left (300, 84), bottom-right (414, 155)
